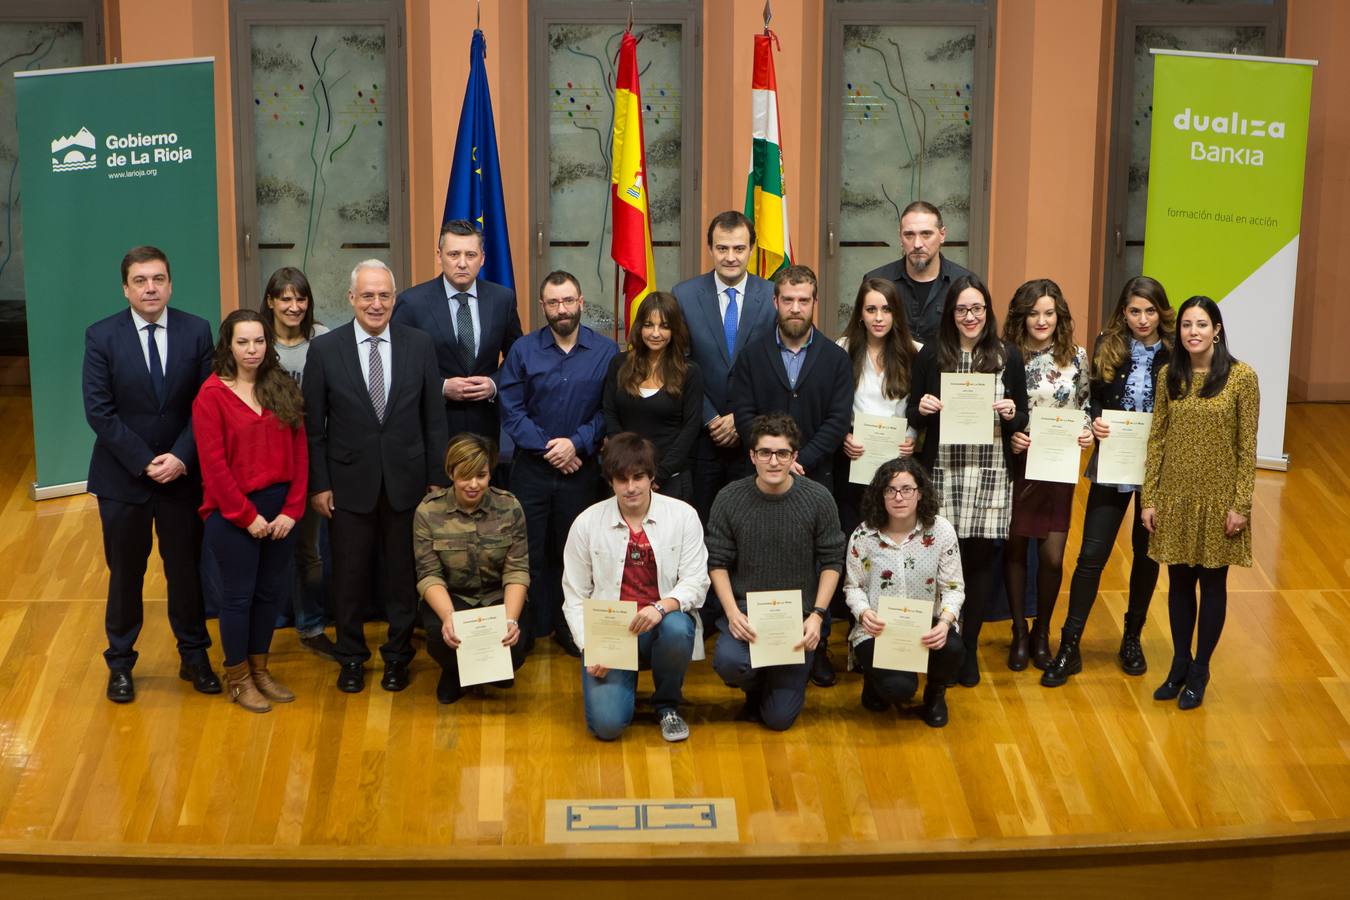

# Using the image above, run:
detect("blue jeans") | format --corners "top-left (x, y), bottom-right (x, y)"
top-left (711, 615), bottom-right (812, 731)
top-left (290, 505), bottom-right (327, 636)
top-left (581, 610), bottom-right (695, 740)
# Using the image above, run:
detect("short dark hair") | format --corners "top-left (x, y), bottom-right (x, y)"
top-left (538, 269), bottom-right (581, 300)
top-left (706, 210), bottom-right (756, 249)
top-left (439, 218), bottom-right (484, 249)
top-left (261, 266), bottom-right (317, 339)
top-left (748, 413), bottom-right (800, 452)
top-left (602, 432), bottom-right (658, 482)
top-left (861, 457), bottom-right (941, 530)
top-left (900, 200), bottom-right (943, 228)
top-left (444, 432), bottom-right (499, 481)
top-left (773, 264), bottom-right (817, 299)
top-left (121, 245), bottom-right (170, 284)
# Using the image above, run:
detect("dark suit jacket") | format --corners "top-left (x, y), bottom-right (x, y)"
top-left (302, 321), bottom-right (450, 514)
top-left (728, 328), bottom-right (854, 483)
top-left (391, 276), bottom-right (523, 439)
top-left (909, 340), bottom-right (1030, 471)
top-left (672, 272), bottom-right (777, 424)
top-left (83, 307), bottom-right (213, 504)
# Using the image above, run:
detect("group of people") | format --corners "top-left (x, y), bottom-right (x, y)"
top-left (81, 200), bottom-right (1259, 738)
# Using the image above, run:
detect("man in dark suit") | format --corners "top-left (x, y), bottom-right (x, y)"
top-left (672, 211), bottom-right (777, 523)
top-left (302, 259), bottom-right (449, 694)
top-left (862, 200), bottom-right (974, 345)
top-left (391, 219), bottom-right (522, 448)
top-left (728, 264), bottom-right (854, 689)
top-left (83, 245), bottom-right (219, 703)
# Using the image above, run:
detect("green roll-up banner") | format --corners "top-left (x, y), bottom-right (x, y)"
top-left (1143, 50), bottom-right (1316, 469)
top-left (15, 57), bottom-right (220, 498)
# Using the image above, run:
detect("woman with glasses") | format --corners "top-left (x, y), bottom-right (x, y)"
top-left (843, 457), bottom-right (964, 727)
top-left (602, 292), bottom-right (704, 502)
top-left (1141, 296), bottom-right (1258, 710)
top-left (909, 274), bottom-right (1029, 687)
top-left (1001, 279), bottom-right (1092, 671)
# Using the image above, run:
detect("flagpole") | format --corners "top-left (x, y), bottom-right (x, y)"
top-left (613, 263), bottom-right (622, 343)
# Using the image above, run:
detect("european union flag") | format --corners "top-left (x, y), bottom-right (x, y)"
top-left (445, 29), bottom-right (514, 290)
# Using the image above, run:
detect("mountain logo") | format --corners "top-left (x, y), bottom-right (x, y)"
top-left (51, 126), bottom-right (97, 172)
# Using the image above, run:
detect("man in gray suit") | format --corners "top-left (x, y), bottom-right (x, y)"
top-left (672, 211), bottom-right (777, 525)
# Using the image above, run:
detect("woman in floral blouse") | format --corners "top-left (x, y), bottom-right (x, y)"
top-left (1002, 279), bottom-right (1092, 672)
top-left (843, 457), bottom-right (965, 728)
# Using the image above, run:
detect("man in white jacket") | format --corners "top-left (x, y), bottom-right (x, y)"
top-left (562, 432), bottom-right (709, 742)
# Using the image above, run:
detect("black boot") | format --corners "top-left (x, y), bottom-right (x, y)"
top-left (921, 683), bottom-right (949, 728)
top-left (1040, 625), bottom-right (1083, 687)
top-left (1119, 612), bottom-right (1147, 675)
top-left (1177, 662), bottom-right (1210, 710)
top-left (1153, 656), bottom-right (1191, 700)
top-left (1030, 618), bottom-right (1053, 671)
top-left (1007, 620), bottom-right (1030, 671)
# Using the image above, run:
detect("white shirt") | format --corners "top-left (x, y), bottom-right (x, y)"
top-left (837, 336), bottom-right (922, 438)
top-left (129, 307), bottom-right (168, 375)
top-left (714, 273), bottom-right (749, 323)
top-left (442, 275), bottom-right (482, 352)
top-left (561, 492), bottom-right (711, 659)
top-left (354, 322), bottom-right (392, 407)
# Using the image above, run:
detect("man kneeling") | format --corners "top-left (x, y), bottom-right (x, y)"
top-left (562, 433), bottom-right (709, 741)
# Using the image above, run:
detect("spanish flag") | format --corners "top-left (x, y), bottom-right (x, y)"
top-left (744, 31), bottom-right (793, 279)
top-left (610, 30), bottom-right (657, 334)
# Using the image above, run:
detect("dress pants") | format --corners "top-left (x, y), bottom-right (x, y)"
top-left (421, 599), bottom-right (528, 691)
top-left (511, 452), bottom-right (601, 642)
top-left (98, 492), bottom-right (211, 671)
top-left (691, 432), bottom-right (746, 525)
top-left (852, 624), bottom-right (964, 705)
top-left (712, 615), bottom-right (813, 731)
top-left (330, 485), bottom-right (417, 666)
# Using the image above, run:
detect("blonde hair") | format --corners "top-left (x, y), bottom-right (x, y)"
top-left (444, 433), bottom-right (498, 481)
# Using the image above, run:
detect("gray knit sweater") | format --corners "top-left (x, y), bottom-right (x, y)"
top-left (705, 475), bottom-right (845, 614)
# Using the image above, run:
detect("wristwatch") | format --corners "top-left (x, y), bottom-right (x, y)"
top-left (808, 607), bottom-right (828, 620)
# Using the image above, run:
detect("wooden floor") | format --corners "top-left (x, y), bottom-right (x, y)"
top-left (1, 391), bottom-right (1348, 894)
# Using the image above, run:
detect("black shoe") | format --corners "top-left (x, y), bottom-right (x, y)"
top-left (552, 630), bottom-right (582, 658)
top-left (860, 677), bottom-right (888, 712)
top-left (957, 645), bottom-right (981, 687)
top-left (810, 646), bottom-right (838, 687)
top-left (921, 685), bottom-right (949, 728)
top-left (381, 661), bottom-right (411, 692)
top-left (300, 632), bottom-right (339, 662)
top-left (1040, 627), bottom-right (1083, 688)
top-left (1177, 663), bottom-right (1210, 710)
top-left (107, 670), bottom-right (135, 703)
top-left (1030, 618), bottom-right (1053, 671)
top-left (337, 661), bottom-right (365, 693)
top-left (178, 660), bottom-right (222, 694)
top-left (435, 670), bottom-right (465, 705)
top-left (1118, 613), bottom-right (1148, 676)
top-left (1153, 657), bottom-right (1190, 701)
top-left (1007, 623), bottom-right (1030, 671)
top-left (734, 690), bottom-right (763, 722)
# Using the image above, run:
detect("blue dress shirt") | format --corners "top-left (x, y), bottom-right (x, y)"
top-left (498, 324), bottom-right (618, 456)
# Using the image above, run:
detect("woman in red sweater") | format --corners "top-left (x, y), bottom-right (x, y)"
top-left (193, 309), bottom-right (308, 712)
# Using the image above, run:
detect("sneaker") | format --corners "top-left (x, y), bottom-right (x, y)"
top-left (299, 632), bottom-right (339, 661)
top-left (658, 709), bottom-right (690, 742)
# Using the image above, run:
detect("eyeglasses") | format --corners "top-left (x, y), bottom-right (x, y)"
top-left (954, 305), bottom-right (986, 320)
top-left (883, 485), bottom-right (919, 499)
top-left (541, 297), bottom-right (581, 311)
top-left (752, 448), bottom-right (795, 463)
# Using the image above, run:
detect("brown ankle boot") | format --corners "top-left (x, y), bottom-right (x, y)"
top-left (248, 654), bottom-right (295, 703)
top-left (225, 661), bottom-right (271, 713)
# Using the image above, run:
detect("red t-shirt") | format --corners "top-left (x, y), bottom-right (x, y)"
top-left (620, 526), bottom-right (660, 609)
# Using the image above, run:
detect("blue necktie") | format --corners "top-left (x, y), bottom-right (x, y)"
top-left (724, 287), bottom-right (738, 358)
top-left (145, 322), bottom-right (165, 405)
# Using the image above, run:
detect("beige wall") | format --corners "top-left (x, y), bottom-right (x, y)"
top-left (96, 0), bottom-right (1347, 400)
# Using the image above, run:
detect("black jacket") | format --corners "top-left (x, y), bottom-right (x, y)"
top-left (909, 340), bottom-right (1030, 471)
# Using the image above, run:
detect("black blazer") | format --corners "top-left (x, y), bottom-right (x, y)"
top-left (909, 340), bottom-right (1030, 471)
top-left (728, 328), bottom-right (854, 482)
top-left (602, 353), bottom-right (705, 484)
top-left (302, 321), bottom-right (450, 514)
top-left (390, 276), bottom-right (523, 439)
top-left (82, 307), bottom-right (213, 504)
top-left (1087, 332), bottom-right (1169, 420)
top-left (672, 271), bottom-right (777, 424)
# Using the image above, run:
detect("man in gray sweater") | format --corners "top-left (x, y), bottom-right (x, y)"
top-left (707, 413), bottom-right (846, 730)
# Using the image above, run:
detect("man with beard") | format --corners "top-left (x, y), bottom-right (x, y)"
top-left (862, 201), bottom-right (974, 345)
top-left (499, 270), bottom-right (618, 655)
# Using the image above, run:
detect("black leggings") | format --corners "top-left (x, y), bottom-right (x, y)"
top-left (958, 537), bottom-right (999, 655)
top-left (1166, 564), bottom-right (1228, 667)
top-left (1064, 483), bottom-right (1160, 630)
top-left (1005, 531), bottom-right (1068, 627)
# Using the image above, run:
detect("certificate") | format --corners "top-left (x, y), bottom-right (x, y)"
top-left (1097, 410), bottom-right (1153, 486)
top-left (746, 590), bottom-right (805, 669)
top-left (1024, 406), bottom-right (1083, 485)
top-left (849, 414), bottom-right (907, 485)
top-left (583, 599), bottom-right (639, 671)
top-left (939, 372), bottom-right (997, 445)
top-left (871, 596), bottom-right (932, 674)
top-left (452, 605), bottom-right (515, 687)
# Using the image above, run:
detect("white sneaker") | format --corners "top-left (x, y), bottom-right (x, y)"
top-left (658, 709), bottom-right (690, 742)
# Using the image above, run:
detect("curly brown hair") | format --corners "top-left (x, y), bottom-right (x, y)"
top-left (1003, 278), bottom-right (1076, 368)
top-left (211, 309), bottom-right (304, 429)
top-left (861, 457), bottom-right (940, 531)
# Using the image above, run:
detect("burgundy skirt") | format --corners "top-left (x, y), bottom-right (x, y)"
top-left (1008, 474), bottom-right (1075, 538)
